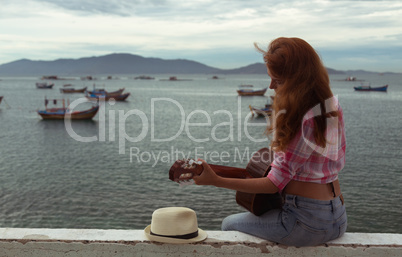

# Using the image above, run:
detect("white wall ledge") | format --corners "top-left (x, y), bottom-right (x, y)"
top-left (1, 228), bottom-right (401, 257)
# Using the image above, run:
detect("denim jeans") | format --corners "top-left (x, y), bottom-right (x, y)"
top-left (222, 194), bottom-right (347, 247)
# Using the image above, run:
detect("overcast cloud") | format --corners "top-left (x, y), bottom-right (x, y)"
top-left (1, 0), bottom-right (401, 72)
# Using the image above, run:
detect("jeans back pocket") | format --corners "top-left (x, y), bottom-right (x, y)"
top-left (280, 220), bottom-right (328, 247)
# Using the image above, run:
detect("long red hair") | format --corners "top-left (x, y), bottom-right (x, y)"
top-left (256, 37), bottom-right (338, 152)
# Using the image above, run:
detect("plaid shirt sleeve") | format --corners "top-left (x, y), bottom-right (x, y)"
top-left (268, 102), bottom-right (346, 191)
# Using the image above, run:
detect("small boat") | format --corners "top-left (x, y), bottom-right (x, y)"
top-left (249, 97), bottom-right (273, 117)
top-left (163, 76), bottom-right (178, 81)
top-left (87, 87), bottom-right (105, 95)
top-left (36, 82), bottom-right (54, 89)
top-left (0, 96), bottom-right (3, 104)
top-left (354, 84), bottom-right (388, 92)
top-left (160, 76), bottom-right (192, 81)
top-left (37, 98), bottom-right (99, 120)
top-left (249, 105), bottom-right (272, 117)
top-left (87, 87), bottom-right (125, 96)
top-left (237, 86), bottom-right (267, 96)
top-left (85, 92), bottom-right (130, 101)
top-left (334, 76), bottom-right (364, 82)
top-left (344, 76), bottom-right (365, 82)
top-left (81, 76), bottom-right (94, 80)
top-left (41, 75), bottom-right (59, 80)
top-left (60, 86), bottom-right (87, 93)
top-left (134, 75), bottom-right (155, 80)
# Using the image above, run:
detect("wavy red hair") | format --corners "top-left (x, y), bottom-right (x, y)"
top-left (256, 37), bottom-right (338, 152)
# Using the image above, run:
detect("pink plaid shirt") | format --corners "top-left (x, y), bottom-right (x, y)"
top-left (268, 101), bottom-right (346, 191)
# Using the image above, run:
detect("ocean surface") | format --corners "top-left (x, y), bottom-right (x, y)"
top-left (0, 73), bottom-right (401, 233)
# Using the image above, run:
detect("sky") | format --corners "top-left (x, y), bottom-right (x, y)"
top-left (1, 0), bottom-right (402, 72)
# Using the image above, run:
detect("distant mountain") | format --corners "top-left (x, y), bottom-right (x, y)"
top-left (0, 54), bottom-right (222, 76)
top-left (0, 53), bottom-right (383, 76)
top-left (326, 68), bottom-right (345, 75)
top-left (342, 69), bottom-right (396, 75)
top-left (221, 63), bottom-right (268, 74)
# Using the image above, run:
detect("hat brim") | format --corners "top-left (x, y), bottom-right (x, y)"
top-left (144, 225), bottom-right (207, 244)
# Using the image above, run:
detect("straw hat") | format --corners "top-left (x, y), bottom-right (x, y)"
top-left (144, 207), bottom-right (207, 244)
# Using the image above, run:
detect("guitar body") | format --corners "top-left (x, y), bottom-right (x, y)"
top-left (169, 148), bottom-right (282, 216)
top-left (234, 148), bottom-right (282, 216)
top-left (236, 191), bottom-right (282, 216)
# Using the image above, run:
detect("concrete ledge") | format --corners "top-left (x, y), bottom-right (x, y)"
top-left (1, 228), bottom-right (401, 256)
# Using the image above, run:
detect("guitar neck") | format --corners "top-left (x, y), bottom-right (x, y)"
top-left (169, 148), bottom-right (271, 183)
top-left (208, 164), bottom-right (251, 179)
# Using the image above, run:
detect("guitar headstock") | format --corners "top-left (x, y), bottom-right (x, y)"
top-left (169, 159), bottom-right (204, 184)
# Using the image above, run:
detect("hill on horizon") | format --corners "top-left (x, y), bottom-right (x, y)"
top-left (0, 53), bottom-right (391, 76)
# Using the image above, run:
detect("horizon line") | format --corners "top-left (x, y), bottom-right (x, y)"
top-left (1, 52), bottom-right (400, 75)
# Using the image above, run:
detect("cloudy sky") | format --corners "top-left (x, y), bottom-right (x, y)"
top-left (1, 0), bottom-right (401, 72)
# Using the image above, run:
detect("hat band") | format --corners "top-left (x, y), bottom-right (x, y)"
top-left (150, 230), bottom-right (199, 240)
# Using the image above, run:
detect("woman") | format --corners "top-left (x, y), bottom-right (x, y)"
top-left (193, 37), bottom-right (347, 247)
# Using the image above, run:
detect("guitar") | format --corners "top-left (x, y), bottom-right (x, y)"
top-left (169, 148), bottom-right (282, 216)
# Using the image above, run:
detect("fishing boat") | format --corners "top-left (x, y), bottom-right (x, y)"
top-left (85, 92), bottom-right (130, 101)
top-left (354, 84), bottom-right (388, 92)
top-left (41, 75), bottom-right (59, 80)
top-left (249, 97), bottom-right (273, 117)
top-left (160, 76), bottom-right (192, 81)
top-left (60, 86), bottom-right (87, 93)
top-left (81, 76), bottom-right (94, 80)
top-left (134, 75), bottom-right (155, 80)
top-left (87, 87), bottom-right (125, 96)
top-left (249, 104), bottom-right (272, 117)
top-left (36, 82), bottom-right (54, 89)
top-left (37, 98), bottom-right (99, 120)
top-left (160, 76), bottom-right (179, 81)
top-left (334, 76), bottom-right (364, 82)
top-left (237, 86), bottom-right (267, 96)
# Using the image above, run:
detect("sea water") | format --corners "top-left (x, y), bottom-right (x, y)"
top-left (0, 73), bottom-right (401, 233)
